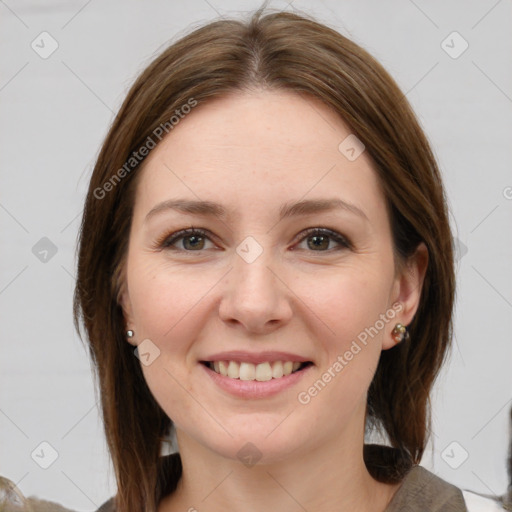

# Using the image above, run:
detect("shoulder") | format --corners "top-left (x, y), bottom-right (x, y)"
top-left (364, 444), bottom-right (507, 512)
top-left (386, 465), bottom-right (505, 511)
top-left (95, 459), bottom-right (506, 512)
top-left (387, 465), bottom-right (466, 511)
top-left (96, 497), bottom-right (115, 512)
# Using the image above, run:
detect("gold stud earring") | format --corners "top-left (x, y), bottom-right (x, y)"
top-left (391, 323), bottom-right (409, 344)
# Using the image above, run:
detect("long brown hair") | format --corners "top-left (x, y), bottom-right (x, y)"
top-left (73, 7), bottom-right (455, 511)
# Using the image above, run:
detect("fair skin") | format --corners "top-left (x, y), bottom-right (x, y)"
top-left (120, 89), bottom-right (428, 512)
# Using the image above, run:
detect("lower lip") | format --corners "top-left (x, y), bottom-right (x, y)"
top-left (200, 363), bottom-right (313, 399)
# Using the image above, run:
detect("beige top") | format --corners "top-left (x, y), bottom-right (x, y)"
top-left (383, 465), bottom-right (467, 511)
top-left (97, 451), bottom-right (468, 512)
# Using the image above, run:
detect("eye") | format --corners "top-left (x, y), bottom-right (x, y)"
top-left (156, 228), bottom-right (216, 252)
top-left (294, 228), bottom-right (351, 252)
top-left (155, 227), bottom-right (351, 253)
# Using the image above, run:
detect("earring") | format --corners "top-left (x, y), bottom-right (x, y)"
top-left (126, 330), bottom-right (134, 339)
top-left (392, 323), bottom-right (409, 344)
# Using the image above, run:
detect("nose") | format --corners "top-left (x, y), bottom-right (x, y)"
top-left (218, 250), bottom-right (293, 335)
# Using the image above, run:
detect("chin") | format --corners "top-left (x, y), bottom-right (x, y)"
top-left (178, 419), bottom-right (309, 467)
top-left (216, 436), bottom-right (304, 467)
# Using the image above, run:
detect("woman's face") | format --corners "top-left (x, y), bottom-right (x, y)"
top-left (120, 90), bottom-right (425, 463)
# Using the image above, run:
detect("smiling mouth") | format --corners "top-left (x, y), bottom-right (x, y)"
top-left (200, 360), bottom-right (313, 381)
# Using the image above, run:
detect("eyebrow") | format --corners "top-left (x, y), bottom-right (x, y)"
top-left (144, 197), bottom-right (368, 223)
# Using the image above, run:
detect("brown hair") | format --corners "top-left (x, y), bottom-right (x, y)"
top-left (73, 7), bottom-right (455, 511)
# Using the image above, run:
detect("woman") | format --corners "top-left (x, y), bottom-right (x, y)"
top-left (73, 7), bottom-right (502, 512)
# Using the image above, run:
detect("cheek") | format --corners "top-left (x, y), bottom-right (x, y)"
top-left (294, 263), bottom-right (393, 344)
top-left (293, 271), bottom-right (389, 422)
top-left (128, 257), bottom-right (209, 343)
top-left (128, 261), bottom-right (207, 422)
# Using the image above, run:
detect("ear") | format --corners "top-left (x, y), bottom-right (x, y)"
top-left (382, 242), bottom-right (429, 350)
top-left (119, 284), bottom-right (137, 347)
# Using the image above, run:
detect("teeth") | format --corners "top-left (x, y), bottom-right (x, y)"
top-left (218, 361), bottom-right (228, 376)
top-left (208, 360), bottom-right (307, 380)
top-left (227, 361), bottom-right (239, 378)
top-left (239, 362), bottom-right (255, 381)
top-left (272, 361), bottom-right (284, 378)
top-left (255, 362), bottom-right (272, 381)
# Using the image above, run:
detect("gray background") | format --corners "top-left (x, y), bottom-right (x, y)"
top-left (1, 0), bottom-right (511, 510)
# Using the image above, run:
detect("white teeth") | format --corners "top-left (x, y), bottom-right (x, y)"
top-left (208, 360), bottom-right (307, 380)
top-left (227, 361), bottom-right (239, 378)
top-left (255, 362), bottom-right (272, 381)
top-left (272, 361), bottom-right (284, 378)
top-left (218, 361), bottom-right (228, 376)
top-left (239, 362), bottom-right (256, 381)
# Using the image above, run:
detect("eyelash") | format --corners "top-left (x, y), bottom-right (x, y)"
top-left (154, 226), bottom-right (351, 253)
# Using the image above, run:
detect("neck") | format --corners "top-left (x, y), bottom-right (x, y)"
top-left (159, 409), bottom-right (400, 512)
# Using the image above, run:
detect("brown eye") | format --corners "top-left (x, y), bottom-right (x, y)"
top-left (157, 228), bottom-right (214, 251)
top-left (307, 234), bottom-right (330, 250)
top-left (180, 234), bottom-right (206, 250)
top-left (296, 228), bottom-right (351, 252)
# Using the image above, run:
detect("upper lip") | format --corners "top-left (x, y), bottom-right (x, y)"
top-left (201, 351), bottom-right (312, 365)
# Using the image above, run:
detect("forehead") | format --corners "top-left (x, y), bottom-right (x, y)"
top-left (133, 90), bottom-right (386, 224)
top-left (145, 89), bottom-right (361, 164)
